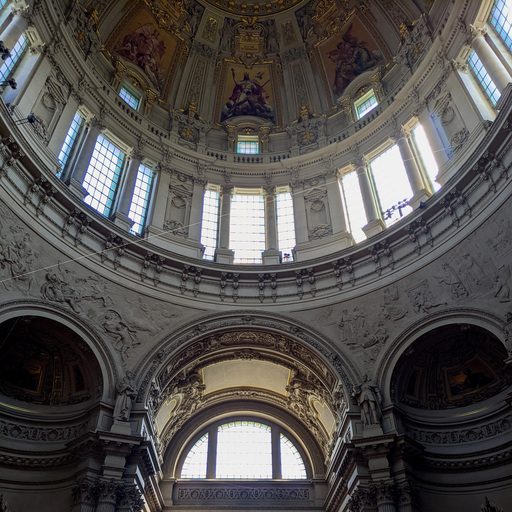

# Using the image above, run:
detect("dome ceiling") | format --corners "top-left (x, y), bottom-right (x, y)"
top-left (96, 0), bottom-right (427, 127)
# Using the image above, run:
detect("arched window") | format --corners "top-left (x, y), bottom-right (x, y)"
top-left (180, 419), bottom-right (307, 480)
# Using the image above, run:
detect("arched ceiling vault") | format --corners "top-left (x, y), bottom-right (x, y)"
top-left (148, 329), bottom-right (347, 460)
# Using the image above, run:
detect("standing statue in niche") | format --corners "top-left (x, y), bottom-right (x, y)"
top-left (352, 375), bottom-right (382, 426)
top-left (114, 371), bottom-right (137, 421)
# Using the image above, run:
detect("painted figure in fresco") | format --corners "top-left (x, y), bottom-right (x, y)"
top-left (116, 25), bottom-right (165, 88)
top-left (221, 69), bottom-right (275, 122)
top-left (328, 24), bottom-right (381, 95)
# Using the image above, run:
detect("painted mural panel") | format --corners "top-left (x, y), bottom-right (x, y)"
top-left (108, 8), bottom-right (179, 92)
top-left (221, 65), bottom-right (276, 123)
top-left (320, 15), bottom-right (385, 97)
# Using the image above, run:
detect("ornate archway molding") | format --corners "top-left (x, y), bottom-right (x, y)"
top-left (133, 309), bottom-right (362, 405)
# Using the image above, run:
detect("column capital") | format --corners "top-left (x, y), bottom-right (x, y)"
top-left (220, 184), bottom-right (233, 196)
top-left (262, 185), bottom-right (276, 197)
top-left (469, 24), bottom-right (487, 43)
top-left (87, 117), bottom-right (105, 132)
top-left (129, 149), bottom-right (143, 162)
top-left (352, 157), bottom-right (367, 172)
top-left (157, 162), bottom-right (173, 175)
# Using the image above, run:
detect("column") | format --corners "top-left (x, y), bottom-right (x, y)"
top-left (470, 26), bottom-right (512, 93)
top-left (48, 92), bottom-right (81, 155)
top-left (290, 181), bottom-right (309, 245)
top-left (325, 171), bottom-right (354, 248)
top-left (416, 107), bottom-right (450, 171)
top-left (355, 159), bottom-right (385, 238)
top-left (187, 178), bottom-right (206, 243)
top-left (215, 184), bottom-right (234, 264)
top-left (111, 150), bottom-right (142, 231)
top-left (396, 130), bottom-right (430, 209)
top-left (96, 480), bottom-right (118, 512)
top-left (66, 118), bottom-right (103, 199)
top-left (262, 186), bottom-right (280, 264)
top-left (0, 8), bottom-right (28, 50)
top-left (145, 165), bottom-right (171, 238)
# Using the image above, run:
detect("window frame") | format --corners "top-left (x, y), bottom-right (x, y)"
top-left (127, 162), bottom-right (154, 235)
top-left (229, 189), bottom-right (266, 264)
top-left (0, 33), bottom-right (28, 84)
top-left (200, 185), bottom-right (221, 261)
top-left (178, 416), bottom-right (310, 481)
top-left (236, 134), bottom-right (259, 154)
top-left (119, 83), bottom-right (142, 111)
top-left (82, 133), bottom-right (127, 217)
top-left (57, 110), bottom-right (86, 179)
top-left (354, 88), bottom-right (379, 120)
top-left (467, 49), bottom-right (501, 106)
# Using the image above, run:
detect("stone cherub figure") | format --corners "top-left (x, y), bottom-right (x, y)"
top-left (352, 374), bottom-right (382, 426)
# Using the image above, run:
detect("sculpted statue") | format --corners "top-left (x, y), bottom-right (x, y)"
top-left (114, 371), bottom-right (137, 421)
top-left (352, 375), bottom-right (382, 426)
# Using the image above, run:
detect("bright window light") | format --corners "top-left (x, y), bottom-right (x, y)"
top-left (489, 0), bottom-right (512, 51)
top-left (0, 34), bottom-right (28, 83)
top-left (280, 434), bottom-right (307, 479)
top-left (370, 145), bottom-right (413, 227)
top-left (83, 135), bottom-right (125, 216)
top-left (119, 86), bottom-right (140, 110)
top-left (355, 90), bottom-right (378, 119)
top-left (57, 112), bottom-right (85, 177)
top-left (230, 193), bottom-right (265, 263)
top-left (237, 136), bottom-right (259, 154)
top-left (216, 421), bottom-right (272, 479)
top-left (276, 191), bottom-right (296, 261)
top-left (0, 0), bottom-right (8, 10)
top-left (412, 124), bottom-right (441, 192)
top-left (340, 171), bottom-right (367, 243)
top-left (181, 433), bottom-right (209, 479)
top-left (180, 420), bottom-right (308, 480)
top-left (128, 163), bottom-right (153, 235)
top-left (200, 189), bottom-right (220, 261)
top-left (468, 51), bottom-right (501, 106)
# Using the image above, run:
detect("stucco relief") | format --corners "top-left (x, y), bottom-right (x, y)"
top-left (304, 186), bottom-right (332, 240)
top-left (164, 176), bottom-right (193, 237)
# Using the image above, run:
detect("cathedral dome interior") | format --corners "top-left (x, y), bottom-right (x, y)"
top-left (0, 0), bottom-right (511, 511)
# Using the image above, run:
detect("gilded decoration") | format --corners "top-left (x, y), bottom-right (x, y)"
top-left (199, 0), bottom-right (307, 17)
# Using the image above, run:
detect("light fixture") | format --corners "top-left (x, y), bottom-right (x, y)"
top-left (0, 78), bottom-right (17, 89)
top-left (0, 40), bottom-right (11, 60)
top-left (15, 114), bottom-right (37, 125)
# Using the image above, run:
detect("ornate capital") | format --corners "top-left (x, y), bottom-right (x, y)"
top-left (469, 24), bottom-right (487, 44)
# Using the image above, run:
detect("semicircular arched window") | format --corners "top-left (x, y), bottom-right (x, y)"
top-left (180, 420), bottom-right (307, 480)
